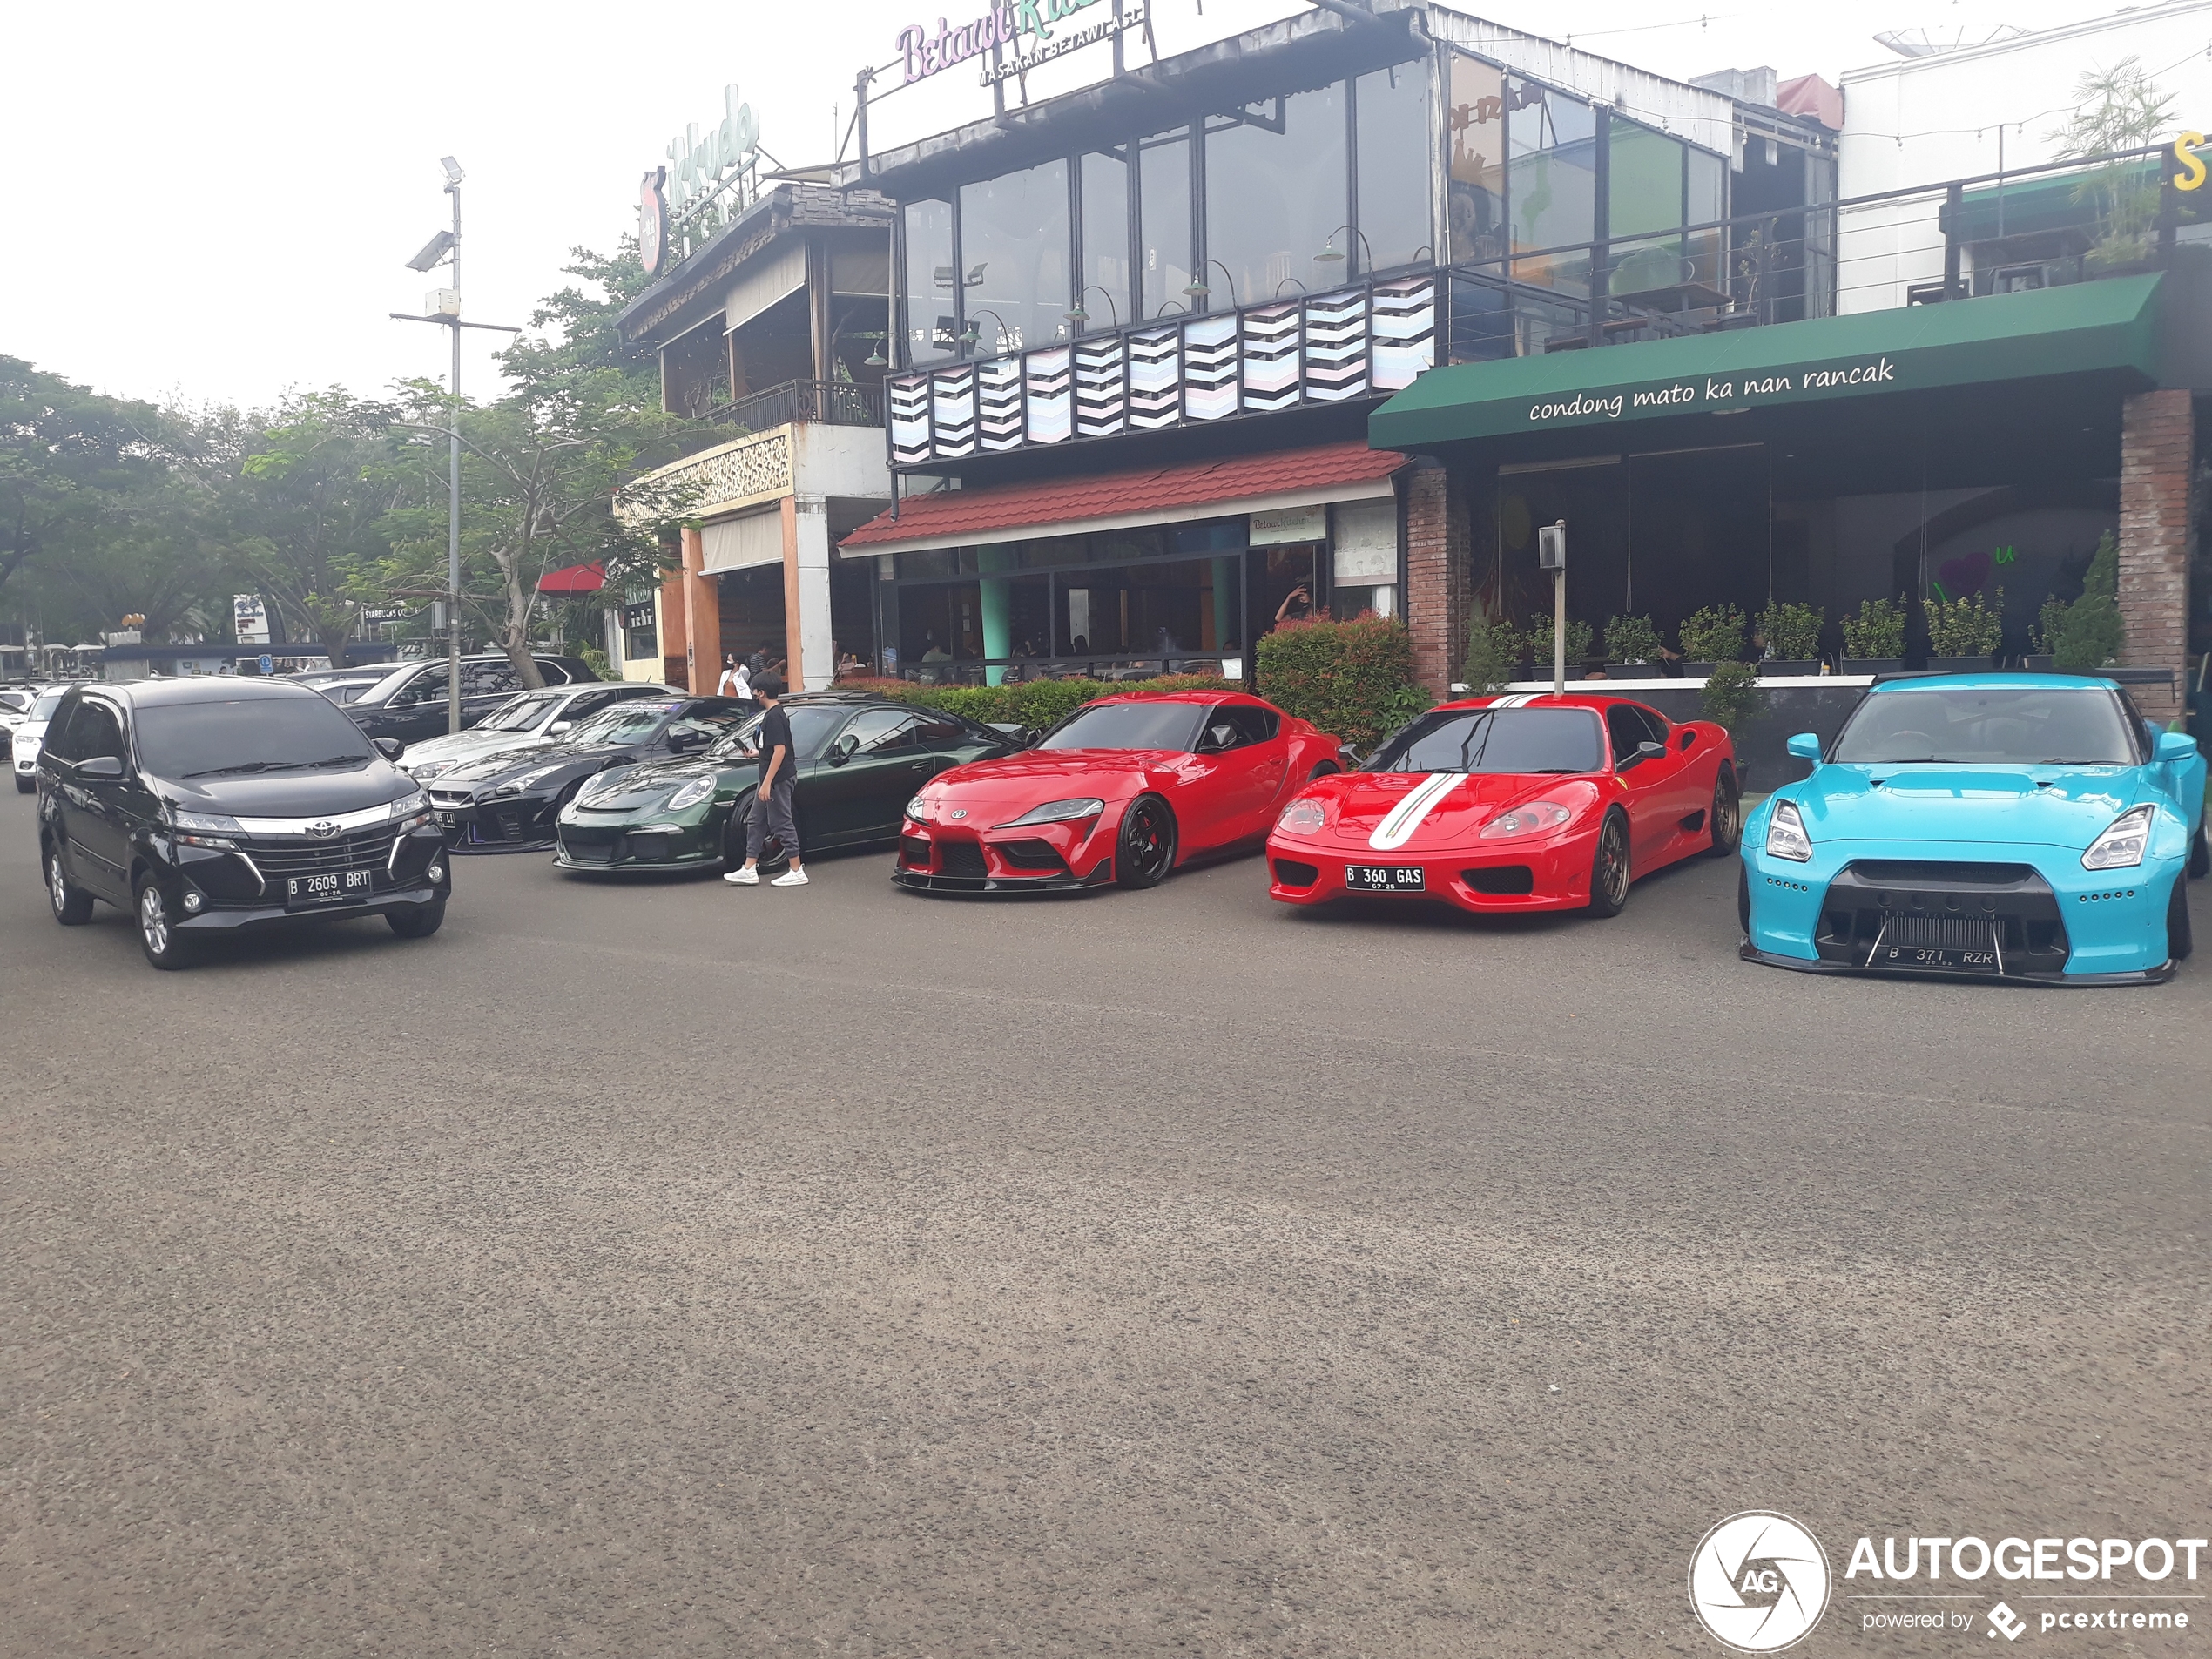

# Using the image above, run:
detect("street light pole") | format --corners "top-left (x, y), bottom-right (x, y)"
top-left (444, 166), bottom-right (463, 738)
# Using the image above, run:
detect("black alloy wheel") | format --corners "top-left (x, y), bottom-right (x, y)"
top-left (46, 844), bottom-right (92, 926)
top-left (388, 898), bottom-right (447, 939)
top-left (2168, 875), bottom-right (2194, 963)
top-left (1115, 795), bottom-right (1177, 889)
top-left (2190, 820), bottom-right (2210, 880)
top-left (1705, 764), bottom-right (1743, 858)
top-left (134, 875), bottom-right (197, 970)
top-left (1736, 861), bottom-right (1751, 937)
top-left (1585, 808), bottom-right (1631, 918)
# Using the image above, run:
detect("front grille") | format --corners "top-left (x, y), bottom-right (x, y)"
top-left (623, 831), bottom-right (677, 861)
top-left (1882, 914), bottom-right (1998, 948)
top-left (560, 834), bottom-right (614, 862)
top-left (996, 838), bottom-right (1066, 873)
top-left (1462, 865), bottom-right (1535, 895)
top-left (1817, 860), bottom-right (2068, 973)
top-left (899, 835), bottom-right (932, 868)
top-left (469, 804), bottom-right (550, 845)
top-left (244, 827), bottom-right (395, 877)
top-left (938, 840), bottom-right (988, 879)
top-left (1847, 860), bottom-right (2039, 887)
top-left (1272, 858), bottom-right (1319, 887)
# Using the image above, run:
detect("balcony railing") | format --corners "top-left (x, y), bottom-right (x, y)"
top-left (705, 377), bottom-right (883, 430)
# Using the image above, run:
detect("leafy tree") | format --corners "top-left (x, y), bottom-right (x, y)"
top-left (2052, 57), bottom-right (2175, 266)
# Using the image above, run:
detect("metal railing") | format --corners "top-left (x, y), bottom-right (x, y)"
top-left (705, 377), bottom-right (883, 429)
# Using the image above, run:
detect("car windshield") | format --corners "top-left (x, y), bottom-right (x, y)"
top-left (708, 705), bottom-right (849, 760)
top-left (1831, 686), bottom-right (2138, 765)
top-left (30, 687), bottom-right (68, 721)
top-left (565, 702), bottom-right (676, 746)
top-left (1037, 701), bottom-right (1208, 752)
top-left (479, 691), bottom-right (563, 732)
top-left (138, 695), bottom-right (378, 778)
top-left (1367, 706), bottom-right (1607, 774)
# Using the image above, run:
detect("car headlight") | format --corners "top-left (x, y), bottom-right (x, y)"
top-left (498, 765), bottom-right (566, 796)
top-left (666, 775), bottom-right (715, 812)
top-left (1480, 799), bottom-right (1576, 839)
top-left (168, 806), bottom-right (245, 850)
top-left (388, 790), bottom-right (431, 819)
top-left (1000, 797), bottom-right (1105, 828)
top-left (1765, 799), bottom-right (1813, 862)
top-left (2082, 804), bottom-right (2155, 870)
top-left (408, 759), bottom-right (451, 779)
top-left (905, 795), bottom-right (931, 824)
top-left (1276, 797), bottom-right (1328, 834)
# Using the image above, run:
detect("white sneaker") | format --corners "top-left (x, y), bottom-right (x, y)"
top-left (771, 867), bottom-right (809, 887)
top-left (724, 867), bottom-right (759, 885)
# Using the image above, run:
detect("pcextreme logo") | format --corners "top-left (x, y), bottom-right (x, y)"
top-left (1689, 1512), bottom-right (1833, 1653)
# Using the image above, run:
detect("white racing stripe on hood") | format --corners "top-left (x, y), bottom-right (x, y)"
top-left (1368, 772), bottom-right (1464, 851)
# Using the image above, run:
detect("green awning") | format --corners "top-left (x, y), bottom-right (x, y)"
top-left (1369, 273), bottom-right (2164, 449)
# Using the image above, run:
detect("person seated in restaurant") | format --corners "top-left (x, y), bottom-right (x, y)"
top-left (1274, 584), bottom-right (1317, 626)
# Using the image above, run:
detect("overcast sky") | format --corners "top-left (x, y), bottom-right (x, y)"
top-left (0, 0), bottom-right (2144, 413)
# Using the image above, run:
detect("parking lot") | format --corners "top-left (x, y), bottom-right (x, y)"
top-left (5, 786), bottom-right (2208, 1656)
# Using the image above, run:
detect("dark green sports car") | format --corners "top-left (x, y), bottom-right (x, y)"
top-left (551, 693), bottom-right (1022, 874)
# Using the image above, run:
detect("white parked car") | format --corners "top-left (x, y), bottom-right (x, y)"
top-left (11, 685), bottom-right (71, 792)
top-left (398, 682), bottom-right (678, 780)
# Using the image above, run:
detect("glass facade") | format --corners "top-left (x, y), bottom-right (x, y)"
top-left (1356, 59), bottom-right (1434, 273)
top-left (1205, 87), bottom-right (1346, 306)
top-left (1080, 149), bottom-right (1131, 328)
top-left (902, 199), bottom-right (956, 363)
top-left (960, 159), bottom-right (1069, 354)
top-left (1138, 129), bottom-right (1192, 319)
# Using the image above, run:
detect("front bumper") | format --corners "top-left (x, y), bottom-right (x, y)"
top-left (553, 819), bottom-right (718, 873)
top-left (894, 821), bottom-right (1116, 894)
top-left (168, 828), bottom-right (451, 933)
top-left (440, 793), bottom-right (562, 853)
top-left (1264, 826), bottom-right (1598, 912)
top-left (1742, 830), bottom-right (2183, 983)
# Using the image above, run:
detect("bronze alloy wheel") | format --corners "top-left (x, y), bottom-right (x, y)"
top-left (1115, 795), bottom-right (1177, 889)
top-left (1706, 765), bottom-right (1743, 857)
top-left (1586, 809), bottom-right (1631, 918)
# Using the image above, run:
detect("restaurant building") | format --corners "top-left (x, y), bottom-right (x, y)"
top-left (616, 181), bottom-right (896, 690)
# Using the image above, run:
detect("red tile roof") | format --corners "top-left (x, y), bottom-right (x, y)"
top-left (840, 440), bottom-right (1406, 552)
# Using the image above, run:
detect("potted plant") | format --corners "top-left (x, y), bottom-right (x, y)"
top-left (1838, 597), bottom-right (1907, 674)
top-left (1523, 612), bottom-right (1594, 679)
top-left (1463, 610), bottom-right (1524, 693)
top-left (1755, 601), bottom-right (1824, 675)
top-left (1701, 659), bottom-right (1769, 736)
top-left (2023, 596), bottom-right (2066, 671)
top-left (1925, 586), bottom-right (2004, 671)
top-left (1676, 605), bottom-right (1745, 677)
top-left (1604, 613), bottom-right (1665, 678)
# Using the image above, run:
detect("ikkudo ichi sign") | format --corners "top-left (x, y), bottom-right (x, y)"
top-left (1523, 355), bottom-right (1899, 426)
top-left (897, 0), bottom-right (1145, 86)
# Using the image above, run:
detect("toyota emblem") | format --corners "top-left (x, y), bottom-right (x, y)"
top-left (305, 820), bottom-right (341, 839)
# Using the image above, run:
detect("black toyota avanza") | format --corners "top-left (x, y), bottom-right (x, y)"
top-left (33, 678), bottom-right (452, 969)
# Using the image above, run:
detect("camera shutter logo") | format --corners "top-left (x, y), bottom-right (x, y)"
top-left (1688, 1512), bottom-right (1831, 1653)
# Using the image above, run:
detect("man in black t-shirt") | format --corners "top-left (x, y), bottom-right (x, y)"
top-left (724, 674), bottom-right (806, 887)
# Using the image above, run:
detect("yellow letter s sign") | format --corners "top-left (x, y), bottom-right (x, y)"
top-left (2174, 132), bottom-right (2207, 192)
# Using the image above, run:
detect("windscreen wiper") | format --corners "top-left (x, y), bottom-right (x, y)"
top-left (179, 761), bottom-right (276, 777)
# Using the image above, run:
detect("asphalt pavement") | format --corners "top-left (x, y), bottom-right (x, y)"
top-left (4, 791), bottom-right (2208, 1657)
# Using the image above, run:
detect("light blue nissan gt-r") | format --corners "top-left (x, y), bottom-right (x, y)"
top-left (1740, 673), bottom-right (2207, 985)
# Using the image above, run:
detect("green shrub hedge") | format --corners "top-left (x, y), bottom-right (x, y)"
top-left (833, 673), bottom-right (1231, 732)
top-left (1254, 614), bottom-right (1431, 749)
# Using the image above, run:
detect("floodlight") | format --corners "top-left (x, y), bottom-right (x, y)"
top-left (406, 230), bottom-right (457, 272)
top-left (440, 156), bottom-right (464, 184)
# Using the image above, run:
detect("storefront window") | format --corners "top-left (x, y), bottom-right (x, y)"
top-left (1207, 85), bottom-right (1346, 307)
top-left (1139, 128), bottom-right (1193, 317)
top-left (1510, 90), bottom-right (1597, 296)
top-left (1356, 59), bottom-right (1433, 273)
top-left (902, 199), bottom-right (956, 364)
top-left (1447, 54), bottom-right (1510, 265)
top-left (1080, 150), bottom-right (1131, 329)
top-left (1684, 148), bottom-right (1727, 287)
top-left (961, 159), bottom-right (1070, 355)
top-left (1607, 118), bottom-right (1683, 242)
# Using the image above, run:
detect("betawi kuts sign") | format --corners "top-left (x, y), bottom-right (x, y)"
top-left (1523, 356), bottom-right (1898, 427)
top-left (898, 0), bottom-right (1146, 87)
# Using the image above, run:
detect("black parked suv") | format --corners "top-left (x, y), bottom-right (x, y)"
top-left (35, 679), bottom-right (452, 969)
top-left (346, 653), bottom-right (597, 749)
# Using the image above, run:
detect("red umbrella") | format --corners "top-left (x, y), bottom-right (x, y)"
top-left (536, 561), bottom-right (605, 594)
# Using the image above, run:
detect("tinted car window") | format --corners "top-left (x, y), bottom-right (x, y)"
top-left (534, 659), bottom-right (574, 685)
top-left (1039, 701), bottom-right (1207, 752)
top-left (1606, 704), bottom-right (1662, 765)
top-left (0, 690), bottom-right (31, 713)
top-left (668, 706), bottom-right (752, 744)
top-left (1831, 686), bottom-right (2137, 765)
top-left (560, 689), bottom-right (629, 723)
top-left (569, 703), bottom-right (678, 745)
top-left (463, 661), bottom-right (521, 698)
top-left (30, 687), bottom-right (69, 721)
top-left (709, 705), bottom-right (850, 761)
top-left (393, 668), bottom-right (448, 708)
top-left (479, 691), bottom-right (563, 732)
top-left (40, 693), bottom-right (84, 759)
top-left (66, 699), bottom-right (126, 761)
top-left (1369, 707), bottom-right (1606, 774)
top-left (138, 695), bottom-right (377, 778)
top-left (839, 707), bottom-right (923, 752)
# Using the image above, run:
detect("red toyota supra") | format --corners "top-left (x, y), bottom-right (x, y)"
top-left (896, 691), bottom-right (1343, 893)
top-left (1265, 692), bottom-right (1741, 916)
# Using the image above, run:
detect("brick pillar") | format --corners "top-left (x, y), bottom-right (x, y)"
top-left (678, 526), bottom-right (721, 694)
top-left (2118, 389), bottom-right (2194, 725)
top-left (1403, 458), bottom-right (1467, 696)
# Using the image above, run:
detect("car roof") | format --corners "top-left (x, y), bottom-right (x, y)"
top-left (1446, 692), bottom-right (1646, 713)
top-left (1092, 689), bottom-right (1264, 706)
top-left (96, 678), bottom-right (329, 708)
top-left (1867, 672), bottom-right (2116, 693)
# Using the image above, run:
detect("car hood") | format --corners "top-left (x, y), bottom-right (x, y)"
top-left (573, 752), bottom-right (752, 812)
top-left (447, 740), bottom-right (634, 787)
top-left (1792, 764), bottom-right (2142, 849)
top-left (154, 765), bottom-right (417, 818)
top-left (404, 730), bottom-right (549, 769)
top-left (925, 747), bottom-right (1181, 806)
top-left (1296, 770), bottom-right (1598, 848)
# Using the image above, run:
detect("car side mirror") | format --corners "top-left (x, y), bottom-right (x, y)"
top-left (1637, 740), bottom-right (1663, 759)
top-left (2155, 730), bottom-right (2199, 761)
top-left (548, 720), bottom-right (573, 737)
top-left (373, 737), bottom-right (404, 760)
top-left (77, 755), bottom-right (125, 779)
top-left (827, 732), bottom-right (860, 765)
top-left (1786, 732), bottom-right (1823, 763)
top-left (667, 732), bottom-right (703, 752)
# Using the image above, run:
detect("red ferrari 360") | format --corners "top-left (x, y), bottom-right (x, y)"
top-left (1265, 692), bottom-right (1742, 916)
top-left (896, 691), bottom-right (1343, 893)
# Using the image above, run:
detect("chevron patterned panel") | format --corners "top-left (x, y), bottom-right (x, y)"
top-left (1183, 314), bottom-right (1239, 421)
top-left (930, 365), bottom-right (976, 458)
top-left (1239, 302), bottom-right (1302, 413)
top-left (888, 375), bottom-right (932, 465)
top-left (1073, 337), bottom-right (1126, 438)
top-left (977, 358), bottom-right (1024, 451)
top-left (1022, 347), bottom-right (1072, 445)
top-left (1372, 278), bottom-right (1438, 392)
top-left (1303, 287), bottom-right (1369, 402)
top-left (1127, 326), bottom-right (1181, 430)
